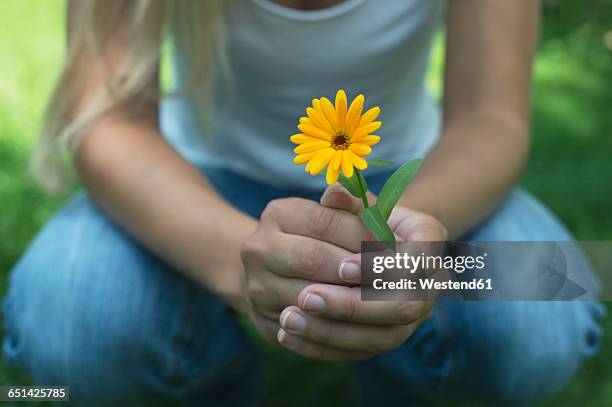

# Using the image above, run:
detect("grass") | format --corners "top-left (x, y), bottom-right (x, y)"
top-left (1, 0), bottom-right (611, 405)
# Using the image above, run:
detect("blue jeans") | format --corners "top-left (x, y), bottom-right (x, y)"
top-left (3, 168), bottom-right (605, 406)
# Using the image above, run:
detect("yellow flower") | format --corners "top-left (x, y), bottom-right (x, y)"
top-left (290, 89), bottom-right (382, 185)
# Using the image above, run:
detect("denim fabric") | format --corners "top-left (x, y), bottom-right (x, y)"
top-left (353, 190), bottom-right (606, 406)
top-left (3, 168), bottom-right (605, 406)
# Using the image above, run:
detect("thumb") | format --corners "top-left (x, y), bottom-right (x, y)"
top-left (389, 206), bottom-right (448, 242)
top-left (320, 184), bottom-right (363, 214)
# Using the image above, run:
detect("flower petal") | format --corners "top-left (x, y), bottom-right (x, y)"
top-left (326, 165), bottom-right (340, 185)
top-left (319, 97), bottom-right (340, 132)
top-left (346, 150), bottom-right (368, 170)
top-left (346, 94), bottom-right (364, 136)
top-left (341, 150), bottom-right (354, 178)
top-left (358, 106), bottom-right (380, 127)
top-left (294, 151), bottom-right (317, 164)
top-left (294, 140), bottom-right (330, 154)
top-left (297, 124), bottom-right (332, 141)
top-left (349, 143), bottom-right (372, 156)
top-left (299, 117), bottom-right (310, 125)
top-left (306, 107), bottom-right (335, 135)
top-left (309, 148), bottom-right (336, 175)
top-left (305, 160), bottom-right (312, 173)
top-left (335, 89), bottom-right (348, 131)
top-left (330, 150), bottom-right (343, 170)
top-left (290, 133), bottom-right (320, 144)
top-left (353, 135), bottom-right (381, 145)
top-left (353, 121), bottom-right (382, 139)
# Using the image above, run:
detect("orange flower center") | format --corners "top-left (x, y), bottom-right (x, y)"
top-left (331, 132), bottom-right (350, 150)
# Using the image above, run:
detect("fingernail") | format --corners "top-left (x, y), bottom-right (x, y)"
top-left (301, 292), bottom-right (326, 312)
top-left (277, 329), bottom-right (298, 349)
top-left (281, 310), bottom-right (307, 333)
top-left (339, 261), bottom-right (360, 282)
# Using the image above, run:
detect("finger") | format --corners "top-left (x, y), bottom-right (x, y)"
top-left (337, 254), bottom-right (361, 284)
top-left (261, 232), bottom-right (354, 285)
top-left (297, 283), bottom-right (434, 325)
top-left (277, 328), bottom-right (373, 362)
top-left (389, 206), bottom-right (448, 242)
top-left (279, 306), bottom-right (417, 353)
top-left (266, 198), bottom-right (373, 252)
top-left (243, 265), bottom-right (312, 311)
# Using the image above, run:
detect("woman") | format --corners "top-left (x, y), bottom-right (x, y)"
top-left (3, 0), bottom-right (604, 405)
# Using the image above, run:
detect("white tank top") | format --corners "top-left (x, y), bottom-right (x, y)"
top-left (161, 0), bottom-right (442, 191)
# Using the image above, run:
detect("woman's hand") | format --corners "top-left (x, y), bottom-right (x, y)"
top-left (240, 196), bottom-right (372, 348)
top-left (241, 185), bottom-right (446, 361)
top-left (273, 185), bottom-right (447, 361)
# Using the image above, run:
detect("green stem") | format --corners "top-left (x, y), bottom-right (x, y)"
top-left (355, 168), bottom-right (369, 209)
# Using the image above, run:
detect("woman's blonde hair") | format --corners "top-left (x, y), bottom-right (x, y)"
top-left (33, 0), bottom-right (227, 193)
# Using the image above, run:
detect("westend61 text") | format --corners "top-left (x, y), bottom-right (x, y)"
top-left (373, 278), bottom-right (493, 291)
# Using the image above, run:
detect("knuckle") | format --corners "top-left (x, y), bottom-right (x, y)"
top-left (259, 308), bottom-right (280, 321)
top-left (262, 199), bottom-right (285, 220)
top-left (422, 215), bottom-right (447, 240)
top-left (321, 322), bottom-right (334, 345)
top-left (279, 197), bottom-right (304, 210)
top-left (261, 199), bottom-right (280, 219)
top-left (245, 278), bottom-right (266, 305)
top-left (262, 198), bottom-right (309, 224)
top-left (240, 236), bottom-right (264, 261)
top-left (343, 295), bottom-right (359, 322)
top-left (394, 301), bottom-right (419, 325)
top-left (309, 206), bottom-right (338, 236)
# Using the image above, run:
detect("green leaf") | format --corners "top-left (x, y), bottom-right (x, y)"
top-left (359, 205), bottom-right (396, 249)
top-left (368, 159), bottom-right (395, 168)
top-left (377, 158), bottom-right (423, 220)
top-left (338, 173), bottom-right (363, 198)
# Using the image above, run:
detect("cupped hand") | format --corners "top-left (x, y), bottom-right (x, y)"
top-left (240, 194), bottom-right (376, 349)
top-left (275, 185), bottom-right (448, 361)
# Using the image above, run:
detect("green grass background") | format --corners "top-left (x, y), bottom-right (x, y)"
top-left (0, 0), bottom-right (611, 405)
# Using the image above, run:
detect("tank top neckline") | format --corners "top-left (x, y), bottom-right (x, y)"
top-left (249, 0), bottom-right (366, 21)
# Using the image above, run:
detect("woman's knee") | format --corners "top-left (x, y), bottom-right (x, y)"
top-left (3, 193), bottom-right (260, 404)
top-left (440, 301), bottom-right (605, 405)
